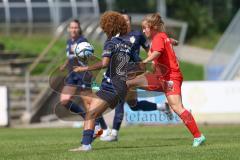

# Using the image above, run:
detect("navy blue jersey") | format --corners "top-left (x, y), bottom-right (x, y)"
top-left (98, 35), bottom-right (135, 102)
top-left (65, 35), bottom-right (92, 88)
top-left (127, 30), bottom-right (149, 62)
top-left (66, 35), bottom-right (88, 70)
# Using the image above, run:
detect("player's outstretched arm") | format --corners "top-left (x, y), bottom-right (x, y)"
top-left (73, 57), bottom-right (110, 72)
top-left (59, 59), bottom-right (69, 71)
top-left (142, 51), bottom-right (161, 64)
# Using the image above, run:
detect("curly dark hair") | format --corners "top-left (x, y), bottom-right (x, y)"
top-left (100, 11), bottom-right (128, 39)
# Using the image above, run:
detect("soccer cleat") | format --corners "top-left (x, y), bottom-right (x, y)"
top-left (164, 103), bottom-right (173, 121)
top-left (100, 134), bottom-right (118, 142)
top-left (192, 134), bottom-right (206, 147)
top-left (69, 144), bottom-right (92, 152)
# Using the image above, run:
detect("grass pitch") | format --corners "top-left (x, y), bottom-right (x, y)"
top-left (0, 125), bottom-right (239, 160)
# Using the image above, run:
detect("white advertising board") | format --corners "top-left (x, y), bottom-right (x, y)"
top-left (0, 86), bottom-right (8, 126)
top-left (182, 81), bottom-right (240, 114)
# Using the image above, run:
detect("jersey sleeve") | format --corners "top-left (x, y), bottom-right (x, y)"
top-left (66, 44), bottom-right (70, 57)
top-left (66, 42), bottom-right (75, 58)
top-left (102, 41), bottom-right (115, 58)
top-left (151, 34), bottom-right (164, 53)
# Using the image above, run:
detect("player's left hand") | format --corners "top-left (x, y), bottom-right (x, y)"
top-left (73, 66), bottom-right (86, 72)
top-left (170, 38), bottom-right (179, 46)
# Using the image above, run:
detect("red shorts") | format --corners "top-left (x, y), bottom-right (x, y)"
top-left (145, 73), bottom-right (182, 96)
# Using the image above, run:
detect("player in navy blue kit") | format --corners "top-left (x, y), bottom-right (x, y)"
top-left (59, 19), bottom-right (107, 135)
top-left (69, 11), bottom-right (134, 152)
top-left (100, 11), bottom-right (176, 142)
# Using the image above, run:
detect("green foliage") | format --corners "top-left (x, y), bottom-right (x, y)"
top-left (0, 125), bottom-right (240, 160)
top-left (167, 0), bottom-right (216, 40)
top-left (98, 0), bottom-right (240, 46)
top-left (115, 0), bottom-right (156, 13)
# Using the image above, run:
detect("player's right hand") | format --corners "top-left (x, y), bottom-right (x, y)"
top-left (139, 62), bottom-right (146, 71)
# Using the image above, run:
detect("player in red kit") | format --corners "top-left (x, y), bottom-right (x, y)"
top-left (127, 13), bottom-right (206, 147)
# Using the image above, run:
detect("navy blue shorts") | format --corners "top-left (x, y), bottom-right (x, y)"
top-left (65, 71), bottom-right (92, 89)
top-left (96, 89), bottom-right (120, 109)
top-left (96, 78), bottom-right (126, 108)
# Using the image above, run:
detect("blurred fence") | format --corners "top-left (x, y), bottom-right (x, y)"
top-left (0, 0), bottom-right (100, 35)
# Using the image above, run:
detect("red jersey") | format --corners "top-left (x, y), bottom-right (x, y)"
top-left (150, 32), bottom-right (183, 80)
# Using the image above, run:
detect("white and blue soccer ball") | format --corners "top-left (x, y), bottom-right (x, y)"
top-left (74, 42), bottom-right (94, 59)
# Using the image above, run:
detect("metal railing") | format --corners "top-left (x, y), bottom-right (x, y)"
top-left (219, 46), bottom-right (240, 80)
top-left (23, 20), bottom-right (70, 122)
top-left (0, 0), bottom-right (100, 35)
top-left (22, 16), bottom-right (102, 123)
top-left (205, 9), bottom-right (240, 80)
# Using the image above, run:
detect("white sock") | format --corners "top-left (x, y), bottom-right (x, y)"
top-left (94, 124), bottom-right (101, 132)
top-left (111, 129), bottom-right (118, 136)
top-left (156, 103), bottom-right (166, 111)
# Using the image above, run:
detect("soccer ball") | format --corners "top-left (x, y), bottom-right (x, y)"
top-left (74, 42), bottom-right (94, 59)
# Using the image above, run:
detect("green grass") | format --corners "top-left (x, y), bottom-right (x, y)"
top-left (180, 61), bottom-right (203, 80)
top-left (0, 125), bottom-right (239, 160)
top-left (0, 34), bottom-right (203, 80)
top-left (0, 34), bottom-right (59, 56)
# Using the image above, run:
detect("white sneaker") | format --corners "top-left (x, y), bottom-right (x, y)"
top-left (100, 134), bottom-right (118, 142)
top-left (69, 144), bottom-right (92, 152)
top-left (100, 128), bottom-right (110, 138)
top-left (100, 129), bottom-right (118, 142)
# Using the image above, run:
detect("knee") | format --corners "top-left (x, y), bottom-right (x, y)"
top-left (85, 105), bottom-right (100, 119)
top-left (169, 103), bottom-right (184, 114)
top-left (127, 99), bottom-right (137, 108)
top-left (86, 110), bottom-right (98, 120)
top-left (60, 93), bottom-right (72, 106)
top-left (60, 99), bottom-right (70, 107)
top-left (126, 80), bottom-right (135, 88)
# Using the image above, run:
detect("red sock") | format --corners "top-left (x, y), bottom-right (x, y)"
top-left (180, 110), bottom-right (201, 138)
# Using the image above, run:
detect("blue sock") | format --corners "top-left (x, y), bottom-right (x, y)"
top-left (95, 117), bottom-right (107, 129)
top-left (82, 130), bottom-right (94, 145)
top-left (113, 121), bottom-right (122, 131)
top-left (65, 101), bottom-right (85, 118)
top-left (130, 100), bottom-right (157, 111)
top-left (113, 102), bottom-right (124, 130)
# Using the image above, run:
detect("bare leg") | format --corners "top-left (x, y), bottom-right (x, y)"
top-left (84, 96), bottom-right (109, 130)
top-left (127, 74), bottom-right (149, 90)
top-left (60, 85), bottom-right (77, 106)
top-left (166, 95), bottom-right (185, 116)
top-left (79, 88), bottom-right (93, 109)
top-left (166, 94), bottom-right (201, 138)
top-left (60, 85), bottom-right (86, 115)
